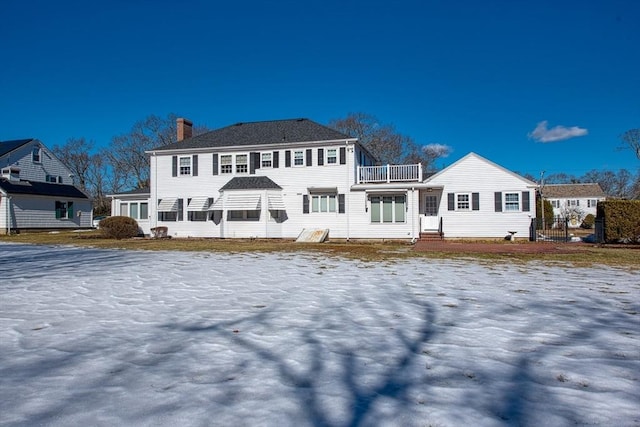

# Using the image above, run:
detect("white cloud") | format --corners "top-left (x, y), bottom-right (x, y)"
top-left (528, 120), bottom-right (588, 143)
top-left (422, 143), bottom-right (452, 158)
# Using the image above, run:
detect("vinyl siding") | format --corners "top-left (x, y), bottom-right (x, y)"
top-left (1, 194), bottom-right (92, 231)
top-left (1, 141), bottom-right (73, 184)
top-left (149, 143), bottom-right (356, 238)
top-left (426, 154), bottom-right (535, 238)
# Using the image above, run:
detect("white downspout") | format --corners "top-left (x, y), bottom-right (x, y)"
top-left (346, 141), bottom-right (351, 241)
top-left (7, 195), bottom-right (12, 235)
top-left (152, 152), bottom-right (158, 231)
top-left (411, 188), bottom-right (416, 243)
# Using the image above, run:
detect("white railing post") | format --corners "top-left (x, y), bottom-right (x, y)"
top-left (418, 163), bottom-right (423, 182)
top-left (386, 164), bottom-right (390, 183)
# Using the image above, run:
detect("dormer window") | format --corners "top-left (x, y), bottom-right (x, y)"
top-left (32, 147), bottom-right (41, 163)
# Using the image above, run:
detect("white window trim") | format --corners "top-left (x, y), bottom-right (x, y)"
top-left (32, 147), bottom-right (42, 163)
top-left (326, 148), bottom-right (338, 165)
top-left (235, 154), bottom-right (248, 174)
top-left (261, 152), bottom-right (272, 168)
top-left (369, 194), bottom-right (406, 224)
top-left (504, 192), bottom-right (520, 212)
top-left (179, 156), bottom-right (192, 176)
top-left (456, 193), bottom-right (471, 211)
top-left (293, 150), bottom-right (305, 167)
top-left (220, 155), bottom-right (233, 174)
top-left (311, 194), bottom-right (337, 213)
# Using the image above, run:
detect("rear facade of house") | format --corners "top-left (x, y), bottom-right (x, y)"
top-left (113, 118), bottom-right (537, 240)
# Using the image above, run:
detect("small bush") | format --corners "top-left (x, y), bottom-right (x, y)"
top-left (100, 216), bottom-right (140, 239)
top-left (581, 214), bottom-right (595, 229)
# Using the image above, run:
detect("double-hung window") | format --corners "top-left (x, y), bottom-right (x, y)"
top-left (504, 193), bottom-right (520, 211)
top-left (179, 156), bottom-right (191, 175)
top-left (32, 147), bottom-right (41, 163)
top-left (370, 195), bottom-right (406, 223)
top-left (311, 195), bottom-right (337, 213)
top-left (294, 150), bottom-right (304, 166)
top-left (327, 149), bottom-right (337, 164)
top-left (220, 155), bottom-right (232, 174)
top-left (261, 152), bottom-right (272, 168)
top-left (456, 194), bottom-right (470, 210)
top-left (236, 154), bottom-right (248, 173)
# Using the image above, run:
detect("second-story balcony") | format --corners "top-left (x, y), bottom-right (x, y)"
top-left (357, 164), bottom-right (423, 184)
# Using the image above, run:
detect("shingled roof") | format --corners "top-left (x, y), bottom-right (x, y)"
top-left (543, 183), bottom-right (606, 198)
top-left (220, 176), bottom-right (282, 191)
top-left (0, 179), bottom-right (89, 199)
top-left (151, 118), bottom-right (352, 152)
top-left (0, 139), bottom-right (35, 157)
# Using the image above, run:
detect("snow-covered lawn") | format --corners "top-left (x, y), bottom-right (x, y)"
top-left (1, 242), bottom-right (638, 427)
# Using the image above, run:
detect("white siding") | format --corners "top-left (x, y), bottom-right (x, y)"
top-left (149, 145), bottom-right (356, 239)
top-left (427, 154), bottom-right (536, 239)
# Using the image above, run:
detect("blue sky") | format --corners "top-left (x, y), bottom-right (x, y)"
top-left (2, 0), bottom-right (638, 178)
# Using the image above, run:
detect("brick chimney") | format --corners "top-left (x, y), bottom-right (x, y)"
top-left (176, 118), bottom-right (193, 141)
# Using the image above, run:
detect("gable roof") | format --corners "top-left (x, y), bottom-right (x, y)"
top-left (542, 183), bottom-right (606, 198)
top-left (151, 118), bottom-right (353, 152)
top-left (220, 176), bottom-right (282, 191)
top-left (0, 139), bottom-right (35, 157)
top-left (425, 152), bottom-right (538, 186)
top-left (0, 179), bottom-right (89, 199)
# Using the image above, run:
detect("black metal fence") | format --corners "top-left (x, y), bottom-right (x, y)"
top-left (530, 217), bottom-right (571, 242)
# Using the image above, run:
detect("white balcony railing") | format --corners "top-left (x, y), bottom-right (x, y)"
top-left (357, 164), bottom-right (423, 184)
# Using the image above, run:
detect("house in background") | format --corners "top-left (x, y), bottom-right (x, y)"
top-left (0, 139), bottom-right (92, 233)
top-left (111, 118), bottom-right (537, 240)
top-left (543, 183), bottom-right (606, 228)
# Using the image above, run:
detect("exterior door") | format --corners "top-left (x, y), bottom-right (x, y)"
top-left (421, 194), bottom-right (440, 231)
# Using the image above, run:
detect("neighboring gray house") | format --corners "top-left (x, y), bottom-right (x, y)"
top-left (0, 138), bottom-right (92, 233)
top-left (543, 183), bottom-right (606, 227)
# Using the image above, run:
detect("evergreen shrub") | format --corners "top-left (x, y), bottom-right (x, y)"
top-left (100, 216), bottom-right (140, 239)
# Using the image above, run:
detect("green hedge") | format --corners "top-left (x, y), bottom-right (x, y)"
top-left (597, 200), bottom-right (640, 243)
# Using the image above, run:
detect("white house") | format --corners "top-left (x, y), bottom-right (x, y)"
top-left (111, 118), bottom-right (537, 241)
top-left (543, 183), bottom-right (606, 227)
top-left (0, 139), bottom-right (92, 233)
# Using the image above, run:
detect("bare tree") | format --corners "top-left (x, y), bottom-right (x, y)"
top-left (328, 112), bottom-right (450, 169)
top-left (52, 137), bottom-right (94, 190)
top-left (582, 169), bottom-right (635, 198)
top-left (619, 128), bottom-right (640, 160)
top-left (106, 113), bottom-right (209, 190)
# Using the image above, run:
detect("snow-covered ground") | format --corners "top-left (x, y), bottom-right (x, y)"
top-left (0, 242), bottom-right (638, 427)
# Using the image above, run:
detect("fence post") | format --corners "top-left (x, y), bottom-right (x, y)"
top-left (529, 218), bottom-right (537, 241)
